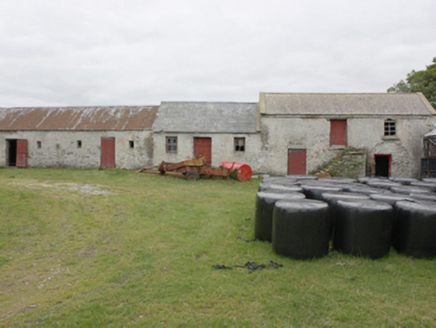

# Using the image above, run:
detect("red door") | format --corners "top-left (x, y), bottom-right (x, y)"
top-left (194, 138), bottom-right (212, 165)
top-left (101, 137), bottom-right (116, 169)
top-left (330, 120), bottom-right (347, 146)
top-left (288, 149), bottom-right (306, 175)
top-left (16, 139), bottom-right (28, 167)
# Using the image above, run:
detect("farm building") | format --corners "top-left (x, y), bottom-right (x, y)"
top-left (152, 102), bottom-right (263, 169)
top-left (1, 92), bottom-right (435, 178)
top-left (0, 106), bottom-right (158, 169)
top-left (259, 92), bottom-right (436, 177)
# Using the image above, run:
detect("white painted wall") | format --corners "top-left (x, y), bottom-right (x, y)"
top-left (260, 115), bottom-right (434, 177)
top-left (0, 130), bottom-right (153, 169)
top-left (1, 116), bottom-right (432, 177)
top-left (153, 133), bottom-right (264, 172)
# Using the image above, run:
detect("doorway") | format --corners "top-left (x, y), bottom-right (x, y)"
top-left (6, 139), bottom-right (27, 167)
top-left (374, 154), bottom-right (391, 177)
top-left (7, 139), bottom-right (17, 166)
top-left (288, 149), bottom-right (306, 175)
top-left (101, 137), bottom-right (116, 169)
top-left (194, 137), bottom-right (212, 165)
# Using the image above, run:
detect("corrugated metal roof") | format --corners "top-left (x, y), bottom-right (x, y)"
top-left (153, 102), bottom-right (258, 133)
top-left (0, 106), bottom-right (159, 131)
top-left (260, 93), bottom-right (436, 116)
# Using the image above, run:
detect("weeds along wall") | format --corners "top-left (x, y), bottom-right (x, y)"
top-left (0, 130), bottom-right (154, 169)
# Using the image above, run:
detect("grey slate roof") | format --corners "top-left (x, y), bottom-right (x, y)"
top-left (260, 92), bottom-right (436, 116)
top-left (0, 106), bottom-right (158, 131)
top-left (153, 102), bottom-right (258, 133)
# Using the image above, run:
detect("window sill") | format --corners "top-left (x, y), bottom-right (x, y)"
top-left (383, 136), bottom-right (399, 141)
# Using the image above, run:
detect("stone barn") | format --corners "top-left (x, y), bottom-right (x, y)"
top-left (152, 102), bottom-right (263, 170)
top-left (258, 92), bottom-right (436, 178)
top-left (0, 106), bottom-right (158, 169)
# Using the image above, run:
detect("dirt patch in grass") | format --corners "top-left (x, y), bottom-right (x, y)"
top-left (8, 180), bottom-right (112, 196)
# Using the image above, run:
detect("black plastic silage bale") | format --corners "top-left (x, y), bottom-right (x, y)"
top-left (410, 181), bottom-right (436, 192)
top-left (409, 193), bottom-right (436, 202)
top-left (389, 177), bottom-right (418, 185)
top-left (321, 192), bottom-right (370, 239)
top-left (390, 185), bottom-right (431, 195)
top-left (367, 180), bottom-right (401, 190)
top-left (422, 178), bottom-right (436, 184)
top-left (255, 191), bottom-right (306, 242)
top-left (343, 184), bottom-right (381, 196)
top-left (393, 201), bottom-right (436, 258)
top-left (260, 178), bottom-right (298, 187)
top-left (287, 175), bottom-right (318, 181)
top-left (258, 183), bottom-right (303, 193)
top-left (333, 200), bottom-right (394, 259)
top-left (272, 199), bottom-right (329, 259)
top-left (324, 177), bottom-right (357, 184)
top-left (301, 184), bottom-right (343, 200)
top-left (370, 193), bottom-right (414, 206)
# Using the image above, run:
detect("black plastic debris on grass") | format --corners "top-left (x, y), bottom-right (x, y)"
top-left (236, 261), bottom-right (283, 274)
top-left (212, 264), bottom-right (232, 269)
top-left (212, 261), bottom-right (283, 274)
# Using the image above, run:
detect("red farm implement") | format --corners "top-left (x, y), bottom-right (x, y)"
top-left (136, 157), bottom-right (252, 181)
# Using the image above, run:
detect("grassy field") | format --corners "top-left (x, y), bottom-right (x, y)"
top-left (0, 168), bottom-right (435, 327)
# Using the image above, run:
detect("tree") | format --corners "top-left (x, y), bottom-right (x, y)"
top-left (388, 57), bottom-right (436, 109)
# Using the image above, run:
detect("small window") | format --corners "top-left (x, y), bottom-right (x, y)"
top-left (234, 137), bottom-right (245, 152)
top-left (37, 141), bottom-right (42, 149)
top-left (384, 120), bottom-right (396, 136)
top-left (77, 140), bottom-right (82, 148)
top-left (166, 137), bottom-right (177, 153)
top-left (129, 140), bottom-right (134, 149)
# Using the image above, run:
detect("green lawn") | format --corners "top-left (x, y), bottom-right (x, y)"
top-left (0, 168), bottom-right (435, 327)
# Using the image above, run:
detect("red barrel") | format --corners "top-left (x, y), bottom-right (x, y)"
top-left (220, 162), bottom-right (252, 181)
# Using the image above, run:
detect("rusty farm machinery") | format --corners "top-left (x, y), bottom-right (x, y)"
top-left (136, 156), bottom-right (252, 181)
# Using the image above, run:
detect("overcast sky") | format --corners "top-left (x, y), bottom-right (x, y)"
top-left (0, 0), bottom-right (435, 107)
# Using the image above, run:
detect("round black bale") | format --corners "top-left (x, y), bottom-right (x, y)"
top-left (319, 182), bottom-right (355, 190)
top-left (367, 180), bottom-right (401, 190)
top-left (287, 175), bottom-right (318, 181)
top-left (301, 185), bottom-right (343, 200)
top-left (389, 177), bottom-right (418, 185)
top-left (358, 177), bottom-right (389, 184)
top-left (390, 185), bottom-right (431, 195)
top-left (393, 201), bottom-right (436, 258)
top-left (295, 179), bottom-right (322, 186)
top-left (261, 178), bottom-right (298, 186)
top-left (343, 184), bottom-right (381, 196)
top-left (272, 199), bottom-right (329, 259)
top-left (322, 177), bottom-right (357, 184)
top-left (370, 193), bottom-right (414, 206)
top-left (258, 183), bottom-right (303, 193)
top-left (357, 177), bottom-right (371, 184)
top-left (321, 192), bottom-right (370, 239)
top-left (255, 191), bottom-right (306, 242)
top-left (410, 181), bottom-right (436, 192)
top-left (409, 193), bottom-right (436, 202)
top-left (333, 200), bottom-right (394, 259)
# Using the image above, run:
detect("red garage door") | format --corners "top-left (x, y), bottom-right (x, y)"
top-left (101, 137), bottom-right (116, 169)
top-left (194, 137), bottom-right (212, 165)
top-left (288, 149), bottom-right (306, 175)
